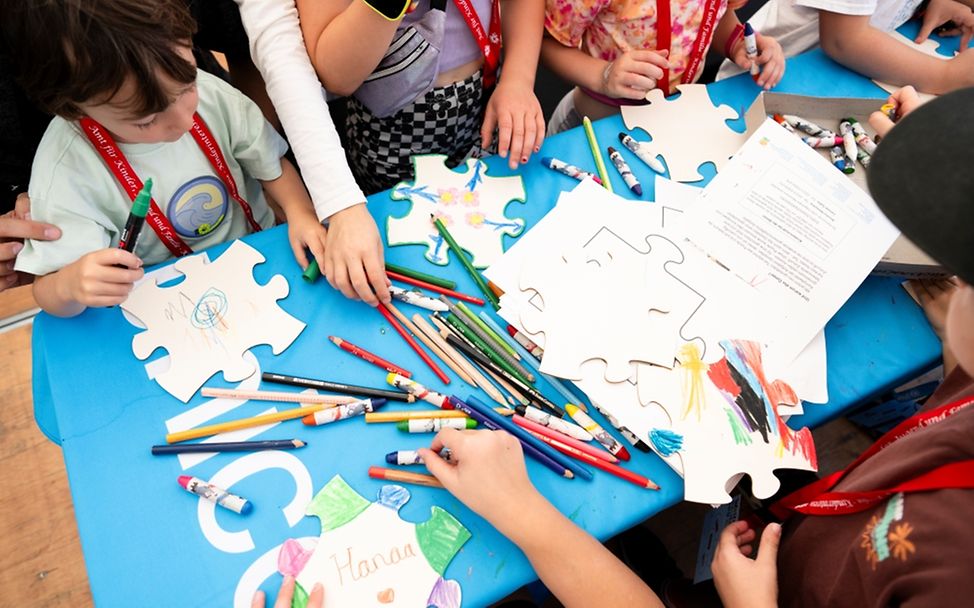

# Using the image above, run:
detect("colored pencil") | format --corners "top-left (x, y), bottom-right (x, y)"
top-left (445, 313), bottom-right (531, 385)
top-left (152, 439), bottom-right (306, 455)
top-left (387, 271), bottom-right (484, 306)
top-left (449, 397), bottom-right (575, 479)
top-left (365, 408), bottom-right (513, 423)
top-left (513, 416), bottom-right (614, 463)
top-left (328, 336), bottom-right (412, 377)
top-left (383, 301), bottom-right (455, 383)
top-left (455, 301), bottom-right (518, 358)
top-left (384, 262), bottom-right (456, 289)
top-left (428, 315), bottom-right (509, 406)
top-left (200, 387), bottom-right (360, 405)
top-left (368, 466), bottom-right (444, 488)
top-left (166, 405), bottom-right (324, 444)
top-left (261, 372), bottom-right (413, 402)
top-left (430, 215), bottom-right (500, 308)
top-left (506, 324), bottom-right (544, 357)
top-left (481, 366), bottom-right (528, 406)
top-left (389, 285), bottom-right (450, 312)
top-left (378, 302), bottom-right (451, 385)
top-left (411, 314), bottom-right (478, 385)
top-left (528, 430), bottom-right (658, 489)
top-left (566, 404), bottom-right (630, 461)
top-left (583, 116), bottom-right (613, 192)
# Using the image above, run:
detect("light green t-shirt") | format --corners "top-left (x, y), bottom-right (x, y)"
top-left (16, 70), bottom-right (286, 276)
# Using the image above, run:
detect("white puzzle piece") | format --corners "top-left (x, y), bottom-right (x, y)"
top-left (388, 155), bottom-right (526, 268)
top-left (621, 85), bottom-right (746, 183)
top-left (120, 240), bottom-right (305, 402)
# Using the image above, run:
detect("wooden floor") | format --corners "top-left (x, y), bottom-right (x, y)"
top-left (0, 285), bottom-right (93, 607)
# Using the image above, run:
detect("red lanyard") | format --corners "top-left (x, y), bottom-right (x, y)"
top-left (80, 114), bottom-right (262, 258)
top-left (453, 0), bottom-right (501, 88)
top-left (771, 397), bottom-right (974, 518)
top-left (655, 0), bottom-right (722, 96)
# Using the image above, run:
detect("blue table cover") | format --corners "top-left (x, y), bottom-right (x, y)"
top-left (31, 26), bottom-right (948, 607)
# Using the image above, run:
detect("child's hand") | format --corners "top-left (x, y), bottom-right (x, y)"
top-left (941, 46), bottom-right (974, 90)
top-left (482, 78), bottom-right (546, 170)
top-left (0, 193), bottom-right (62, 290)
top-left (917, 0), bottom-right (974, 50)
top-left (322, 204), bottom-right (390, 306)
top-left (601, 50), bottom-right (670, 100)
top-left (251, 576), bottom-right (324, 608)
top-left (61, 248), bottom-right (143, 308)
top-left (868, 85), bottom-right (923, 137)
top-left (711, 521), bottom-right (780, 608)
top-left (285, 206), bottom-right (327, 272)
top-left (730, 33), bottom-right (785, 90)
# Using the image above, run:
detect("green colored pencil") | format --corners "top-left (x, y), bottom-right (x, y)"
top-left (456, 301), bottom-right (518, 359)
top-left (384, 262), bottom-right (456, 289)
top-left (583, 116), bottom-right (613, 193)
top-left (445, 313), bottom-right (531, 386)
top-left (431, 215), bottom-right (499, 308)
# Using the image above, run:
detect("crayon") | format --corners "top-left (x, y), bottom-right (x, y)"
top-left (178, 475), bottom-right (252, 514)
top-left (389, 285), bottom-right (450, 312)
top-left (385, 448), bottom-right (453, 465)
top-left (771, 114), bottom-right (796, 133)
top-left (838, 119), bottom-right (859, 172)
top-left (802, 135), bottom-right (843, 149)
top-left (329, 336), bottom-right (412, 377)
top-left (846, 118), bottom-right (877, 156)
top-left (541, 156), bottom-right (603, 185)
top-left (152, 439), bottom-right (306, 455)
top-left (744, 23), bottom-right (759, 77)
top-left (565, 404), bottom-right (630, 461)
top-left (583, 116), bottom-right (613, 192)
top-left (618, 132), bottom-right (666, 174)
top-left (431, 215), bottom-right (499, 309)
top-left (384, 262), bottom-right (456, 289)
top-left (856, 147), bottom-right (872, 169)
top-left (379, 301), bottom-right (451, 384)
top-left (302, 397), bottom-right (385, 426)
top-left (386, 373), bottom-right (450, 408)
top-left (506, 325), bottom-right (544, 358)
top-left (261, 372), bottom-right (413, 402)
top-left (302, 259), bottom-right (321, 283)
top-left (397, 418), bottom-right (478, 432)
top-left (368, 466), bottom-right (443, 488)
top-left (528, 431), bottom-right (658, 489)
top-left (782, 115), bottom-right (836, 138)
top-left (880, 102), bottom-right (898, 121)
top-left (386, 270), bottom-right (485, 305)
top-left (516, 416), bottom-right (617, 463)
top-left (200, 387), bottom-right (360, 405)
top-left (118, 178), bottom-right (152, 253)
top-left (829, 146), bottom-right (848, 173)
top-left (607, 146), bottom-right (643, 196)
top-left (517, 404), bottom-right (592, 441)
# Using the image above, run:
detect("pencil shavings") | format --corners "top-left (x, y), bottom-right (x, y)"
top-left (621, 85), bottom-right (745, 183)
top-left (278, 475), bottom-right (470, 608)
top-left (120, 240), bottom-right (305, 402)
top-left (388, 154), bottom-right (527, 268)
top-left (518, 229), bottom-right (700, 382)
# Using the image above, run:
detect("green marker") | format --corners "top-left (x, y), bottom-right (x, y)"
top-left (397, 418), bottom-right (477, 432)
top-left (118, 178), bottom-right (153, 252)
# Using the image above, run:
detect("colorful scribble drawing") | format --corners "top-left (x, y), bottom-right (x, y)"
top-left (278, 476), bottom-right (470, 608)
top-left (121, 240), bottom-right (305, 402)
top-left (388, 154), bottom-right (527, 268)
top-left (860, 493), bottom-right (915, 569)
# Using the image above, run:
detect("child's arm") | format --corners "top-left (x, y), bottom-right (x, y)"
top-left (712, 11), bottom-right (785, 89)
top-left (259, 158), bottom-right (327, 273)
top-left (819, 11), bottom-right (974, 94)
top-left (32, 249), bottom-right (143, 318)
top-left (294, 0), bottom-right (402, 96)
top-left (482, 0), bottom-right (546, 169)
top-left (540, 34), bottom-right (670, 100)
top-left (420, 429), bottom-right (665, 608)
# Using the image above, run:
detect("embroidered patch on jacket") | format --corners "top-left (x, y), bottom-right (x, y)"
top-left (859, 493), bottom-right (916, 569)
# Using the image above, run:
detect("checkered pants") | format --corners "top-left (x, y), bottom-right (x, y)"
top-left (346, 71), bottom-right (488, 194)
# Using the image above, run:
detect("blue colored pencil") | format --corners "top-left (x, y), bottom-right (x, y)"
top-left (448, 397), bottom-right (576, 479)
top-left (463, 395), bottom-right (594, 480)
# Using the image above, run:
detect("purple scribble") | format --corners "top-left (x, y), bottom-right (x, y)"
top-left (425, 576), bottom-right (462, 608)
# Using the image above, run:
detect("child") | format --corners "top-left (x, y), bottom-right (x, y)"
top-left (7, 0), bottom-right (327, 318)
top-left (542, 0), bottom-right (786, 134)
top-left (717, 0), bottom-right (974, 93)
top-left (295, 0), bottom-right (546, 194)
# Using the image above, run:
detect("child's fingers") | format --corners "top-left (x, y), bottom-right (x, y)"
top-left (495, 111), bottom-right (513, 160)
top-left (507, 112), bottom-right (527, 169)
top-left (329, 261), bottom-right (359, 302)
top-left (347, 260), bottom-right (379, 306)
top-left (630, 49), bottom-right (670, 68)
top-left (481, 105), bottom-right (497, 152)
top-left (622, 72), bottom-right (658, 93)
top-left (363, 250), bottom-right (390, 305)
top-left (532, 111), bottom-right (546, 154)
top-left (250, 590), bottom-right (266, 608)
top-left (520, 110), bottom-right (538, 164)
top-left (273, 576), bottom-right (296, 608)
top-left (290, 238), bottom-right (310, 271)
top-left (627, 59), bottom-right (666, 82)
top-left (868, 111), bottom-right (896, 138)
top-left (962, 27), bottom-right (973, 50)
top-left (306, 583), bottom-right (325, 608)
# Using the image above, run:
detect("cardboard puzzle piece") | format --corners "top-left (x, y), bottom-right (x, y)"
top-left (621, 85), bottom-right (744, 183)
top-left (120, 240), bottom-right (305, 402)
top-left (388, 155), bottom-right (526, 268)
top-left (279, 476), bottom-right (470, 608)
top-left (518, 230), bottom-right (701, 382)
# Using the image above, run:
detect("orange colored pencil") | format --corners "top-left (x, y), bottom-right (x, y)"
top-left (368, 466), bottom-right (443, 488)
top-left (329, 336), bottom-right (412, 377)
top-left (377, 303), bottom-right (450, 384)
top-left (528, 430), bottom-right (659, 490)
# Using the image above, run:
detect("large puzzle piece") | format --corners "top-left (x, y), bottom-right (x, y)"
top-left (518, 229), bottom-right (703, 382)
top-left (120, 240), bottom-right (305, 402)
top-left (389, 155), bottom-right (526, 268)
top-left (621, 85), bottom-right (745, 183)
top-left (278, 476), bottom-right (470, 608)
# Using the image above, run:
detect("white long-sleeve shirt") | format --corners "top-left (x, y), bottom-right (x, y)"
top-left (235, 0), bottom-right (366, 220)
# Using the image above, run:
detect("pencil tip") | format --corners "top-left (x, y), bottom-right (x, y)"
top-left (294, 439), bottom-right (307, 447)
top-left (565, 470), bottom-right (575, 479)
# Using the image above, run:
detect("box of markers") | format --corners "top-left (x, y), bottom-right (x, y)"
top-left (746, 92), bottom-right (945, 278)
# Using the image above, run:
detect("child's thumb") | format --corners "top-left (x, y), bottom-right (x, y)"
top-left (418, 448), bottom-right (455, 485)
top-left (757, 523), bottom-right (782, 566)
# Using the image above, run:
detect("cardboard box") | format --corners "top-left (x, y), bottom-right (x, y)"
top-left (744, 92), bottom-right (945, 278)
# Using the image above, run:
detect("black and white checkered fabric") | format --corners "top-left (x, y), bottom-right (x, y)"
top-left (346, 70), bottom-right (488, 194)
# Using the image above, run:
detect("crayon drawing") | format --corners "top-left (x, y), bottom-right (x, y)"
top-left (388, 154), bottom-right (526, 268)
top-left (121, 240), bottom-right (305, 402)
top-left (279, 476), bottom-right (469, 607)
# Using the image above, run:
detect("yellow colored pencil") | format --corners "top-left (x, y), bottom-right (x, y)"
top-left (583, 116), bottom-right (613, 192)
top-left (369, 466), bottom-right (443, 488)
top-left (166, 404), bottom-right (325, 444)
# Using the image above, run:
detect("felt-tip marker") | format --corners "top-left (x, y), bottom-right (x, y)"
top-left (117, 178), bottom-right (152, 252)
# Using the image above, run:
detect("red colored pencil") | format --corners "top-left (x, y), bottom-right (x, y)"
top-left (329, 336), bottom-right (412, 377)
top-left (387, 271), bottom-right (485, 306)
top-left (377, 303), bottom-right (451, 385)
top-left (513, 415), bottom-right (618, 464)
top-left (528, 430), bottom-right (659, 490)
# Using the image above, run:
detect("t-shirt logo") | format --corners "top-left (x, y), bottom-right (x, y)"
top-left (167, 175), bottom-right (229, 238)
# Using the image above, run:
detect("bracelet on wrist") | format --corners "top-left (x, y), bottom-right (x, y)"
top-left (724, 23), bottom-right (745, 58)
